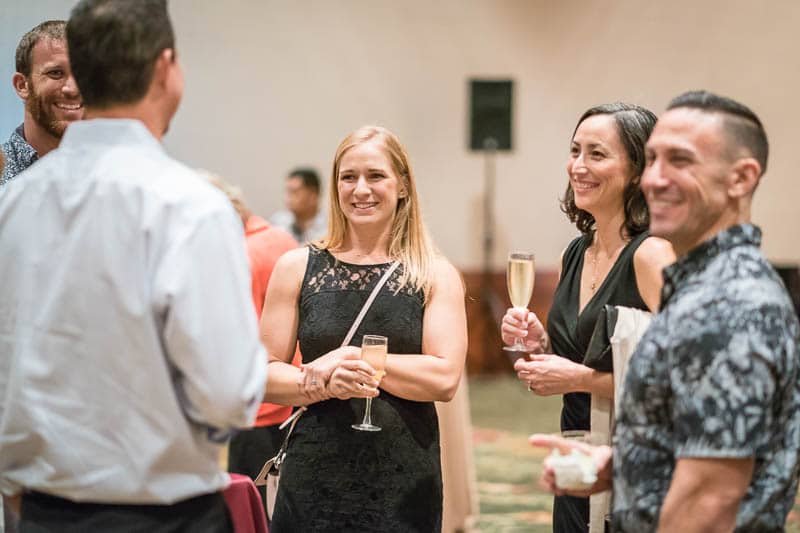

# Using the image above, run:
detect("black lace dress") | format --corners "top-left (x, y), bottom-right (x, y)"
top-left (270, 247), bottom-right (442, 533)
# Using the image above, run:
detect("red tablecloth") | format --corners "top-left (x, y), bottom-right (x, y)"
top-left (223, 474), bottom-right (268, 533)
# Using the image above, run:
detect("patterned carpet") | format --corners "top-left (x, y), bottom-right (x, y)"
top-left (468, 376), bottom-right (800, 532)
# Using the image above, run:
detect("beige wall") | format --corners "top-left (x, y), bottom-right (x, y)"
top-left (165, 0), bottom-right (800, 269)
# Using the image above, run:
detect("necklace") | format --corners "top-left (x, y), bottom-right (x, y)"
top-left (590, 247), bottom-right (600, 292)
top-left (588, 240), bottom-right (627, 293)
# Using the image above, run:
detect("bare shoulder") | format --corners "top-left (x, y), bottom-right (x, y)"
top-left (431, 256), bottom-right (465, 297)
top-left (634, 236), bottom-right (675, 273)
top-left (271, 247), bottom-right (310, 288)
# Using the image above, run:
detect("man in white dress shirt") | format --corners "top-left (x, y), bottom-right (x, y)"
top-left (0, 1), bottom-right (267, 531)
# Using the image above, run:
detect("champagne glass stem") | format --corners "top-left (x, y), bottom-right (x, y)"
top-left (362, 397), bottom-right (373, 426)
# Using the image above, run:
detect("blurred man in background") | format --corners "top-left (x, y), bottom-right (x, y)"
top-left (271, 167), bottom-right (327, 244)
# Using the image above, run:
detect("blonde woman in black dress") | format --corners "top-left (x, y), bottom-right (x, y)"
top-left (262, 126), bottom-right (467, 532)
top-left (501, 103), bottom-right (675, 533)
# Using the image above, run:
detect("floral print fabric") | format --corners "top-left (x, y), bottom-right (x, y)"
top-left (613, 224), bottom-right (800, 532)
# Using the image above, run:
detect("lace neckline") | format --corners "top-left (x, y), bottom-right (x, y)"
top-left (324, 248), bottom-right (393, 268)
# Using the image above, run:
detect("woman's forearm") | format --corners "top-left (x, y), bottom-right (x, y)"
top-left (578, 367), bottom-right (614, 398)
top-left (263, 361), bottom-right (323, 406)
top-left (380, 353), bottom-right (462, 402)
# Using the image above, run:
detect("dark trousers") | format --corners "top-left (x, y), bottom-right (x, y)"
top-left (20, 490), bottom-right (232, 533)
top-left (3, 495), bottom-right (20, 533)
top-left (553, 494), bottom-right (589, 533)
top-left (228, 424), bottom-right (284, 504)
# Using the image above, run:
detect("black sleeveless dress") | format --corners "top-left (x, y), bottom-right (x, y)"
top-left (546, 231), bottom-right (649, 533)
top-left (270, 247), bottom-right (442, 533)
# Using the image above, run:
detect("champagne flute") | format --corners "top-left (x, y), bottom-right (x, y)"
top-left (505, 251), bottom-right (536, 352)
top-left (352, 335), bottom-right (388, 432)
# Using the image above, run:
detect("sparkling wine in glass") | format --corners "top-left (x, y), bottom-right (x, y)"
top-left (352, 335), bottom-right (388, 432)
top-left (505, 251), bottom-right (536, 352)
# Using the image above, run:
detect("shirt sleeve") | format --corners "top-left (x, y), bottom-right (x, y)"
top-left (154, 204), bottom-right (267, 433)
top-left (671, 307), bottom-right (782, 459)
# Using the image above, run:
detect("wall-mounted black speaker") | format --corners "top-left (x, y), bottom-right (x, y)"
top-left (469, 79), bottom-right (513, 151)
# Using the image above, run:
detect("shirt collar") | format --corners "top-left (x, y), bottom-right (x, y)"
top-left (661, 223), bottom-right (762, 306)
top-left (245, 215), bottom-right (270, 236)
top-left (59, 118), bottom-right (163, 153)
top-left (15, 124), bottom-right (27, 142)
top-left (9, 123), bottom-right (38, 165)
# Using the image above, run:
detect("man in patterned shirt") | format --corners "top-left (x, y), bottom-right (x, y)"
top-left (533, 91), bottom-right (800, 532)
top-left (0, 20), bottom-right (83, 186)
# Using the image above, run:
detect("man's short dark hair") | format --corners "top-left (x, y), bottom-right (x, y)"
top-left (667, 90), bottom-right (769, 175)
top-left (16, 20), bottom-right (66, 77)
top-left (67, 0), bottom-right (175, 109)
top-left (288, 168), bottom-right (321, 194)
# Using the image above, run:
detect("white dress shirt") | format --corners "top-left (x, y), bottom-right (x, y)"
top-left (0, 119), bottom-right (267, 504)
top-left (270, 208), bottom-right (327, 244)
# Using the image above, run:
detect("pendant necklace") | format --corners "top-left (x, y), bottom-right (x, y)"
top-left (589, 240), bottom-right (627, 293)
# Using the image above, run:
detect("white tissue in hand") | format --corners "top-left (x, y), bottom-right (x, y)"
top-left (547, 449), bottom-right (597, 490)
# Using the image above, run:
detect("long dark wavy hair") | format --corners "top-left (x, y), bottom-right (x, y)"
top-left (560, 102), bottom-right (657, 237)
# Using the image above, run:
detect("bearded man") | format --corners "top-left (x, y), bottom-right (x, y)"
top-left (0, 20), bottom-right (83, 186)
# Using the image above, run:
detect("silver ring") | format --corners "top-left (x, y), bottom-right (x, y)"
top-left (310, 379), bottom-right (318, 386)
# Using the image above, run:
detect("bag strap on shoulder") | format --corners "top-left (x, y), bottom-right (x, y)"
top-left (272, 259), bottom-right (401, 457)
top-left (341, 260), bottom-right (400, 347)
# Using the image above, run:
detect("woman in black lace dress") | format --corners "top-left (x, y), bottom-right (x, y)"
top-left (261, 126), bottom-right (467, 532)
top-left (501, 103), bottom-right (675, 532)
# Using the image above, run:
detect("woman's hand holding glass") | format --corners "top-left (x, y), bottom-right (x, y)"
top-left (299, 346), bottom-right (362, 401)
top-left (504, 252), bottom-right (536, 352)
top-left (327, 359), bottom-right (380, 401)
top-left (501, 308), bottom-right (548, 353)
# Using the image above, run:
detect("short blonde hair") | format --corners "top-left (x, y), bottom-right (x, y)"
top-left (316, 126), bottom-right (436, 299)
top-left (202, 170), bottom-right (251, 227)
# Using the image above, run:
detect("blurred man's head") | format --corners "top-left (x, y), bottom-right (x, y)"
top-left (286, 168), bottom-right (321, 220)
top-left (12, 20), bottom-right (83, 150)
top-left (642, 91), bottom-right (765, 255)
top-left (67, 0), bottom-right (183, 137)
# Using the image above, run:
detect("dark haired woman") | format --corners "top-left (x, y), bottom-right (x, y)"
top-left (501, 103), bottom-right (675, 532)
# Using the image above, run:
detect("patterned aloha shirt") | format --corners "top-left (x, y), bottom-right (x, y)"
top-left (0, 124), bottom-right (38, 187)
top-left (613, 224), bottom-right (800, 532)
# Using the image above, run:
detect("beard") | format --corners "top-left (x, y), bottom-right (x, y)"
top-left (26, 80), bottom-right (70, 139)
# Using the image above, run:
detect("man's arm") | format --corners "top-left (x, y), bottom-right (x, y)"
top-left (156, 204), bottom-right (267, 431)
top-left (658, 457), bottom-right (753, 533)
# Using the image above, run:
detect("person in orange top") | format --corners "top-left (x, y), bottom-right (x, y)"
top-left (206, 174), bottom-right (300, 502)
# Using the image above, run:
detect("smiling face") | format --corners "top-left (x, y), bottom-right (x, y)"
top-left (566, 114), bottom-right (632, 218)
top-left (21, 38), bottom-right (83, 139)
top-left (641, 108), bottom-right (735, 255)
top-left (336, 139), bottom-right (404, 231)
